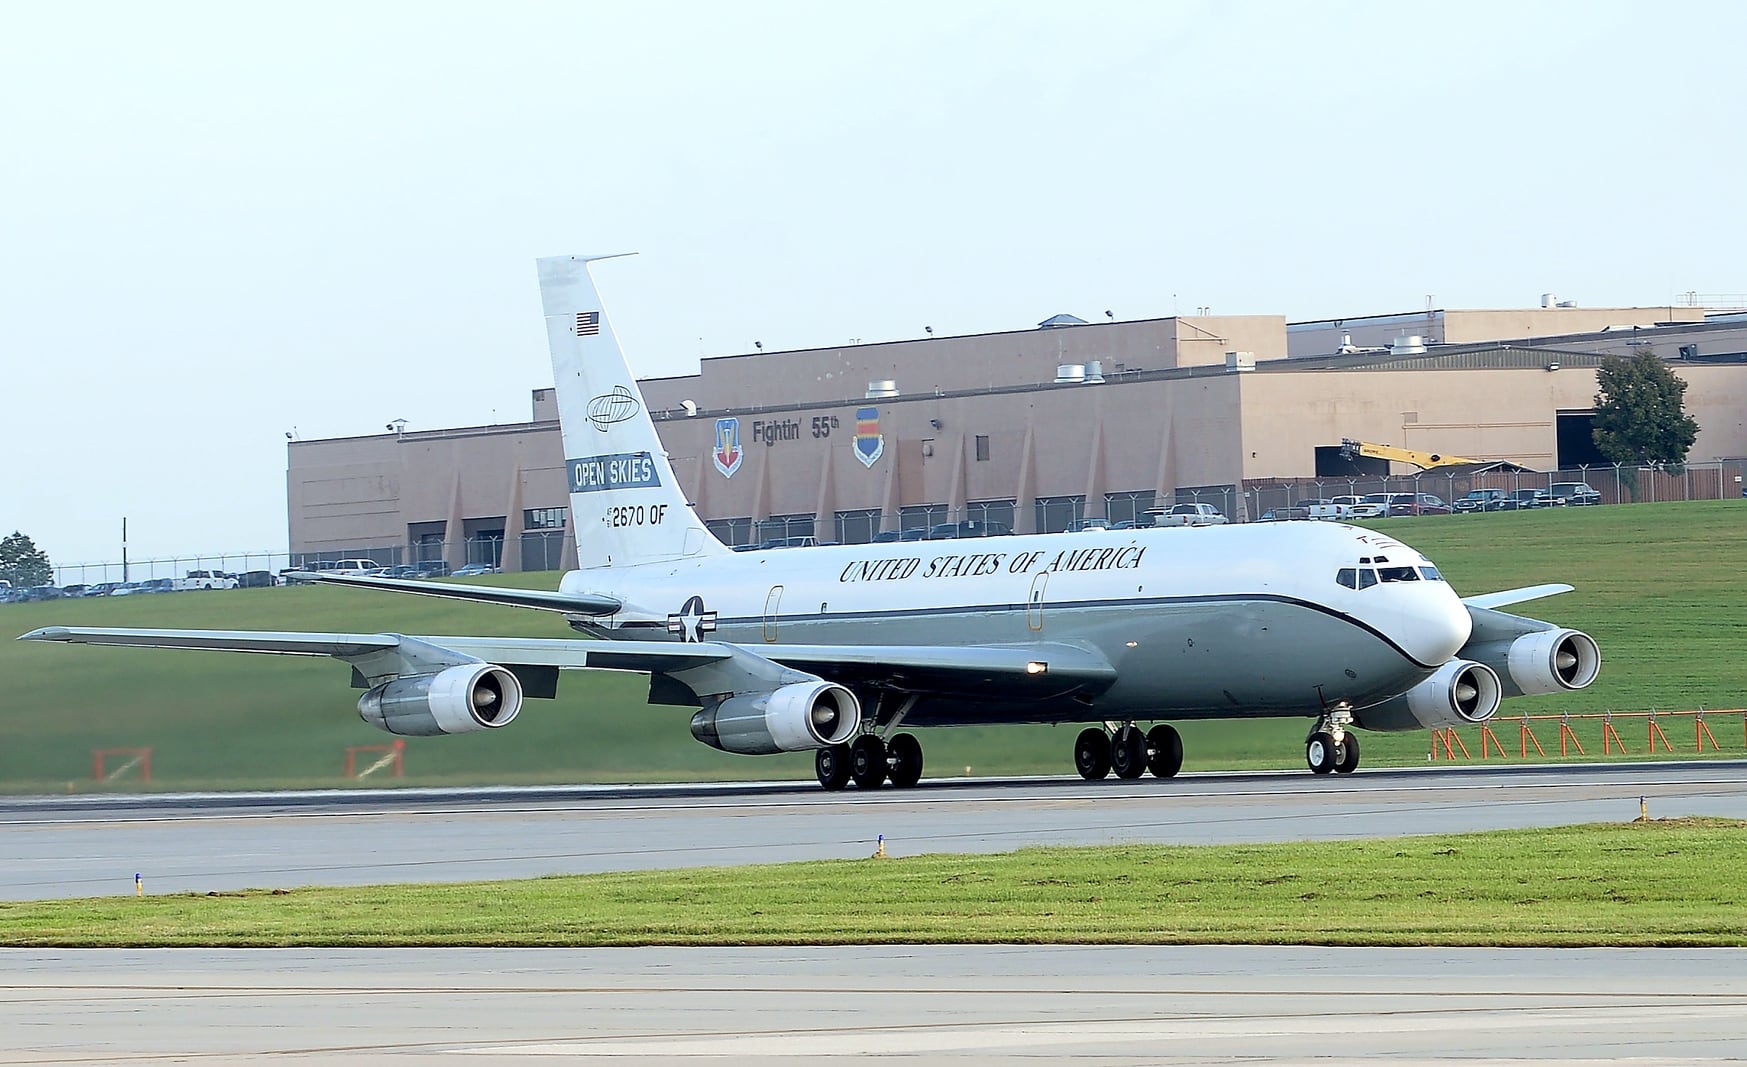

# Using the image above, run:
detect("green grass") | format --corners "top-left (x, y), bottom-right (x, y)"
top-left (4, 819), bottom-right (1742, 947)
top-left (4, 500), bottom-right (1745, 792)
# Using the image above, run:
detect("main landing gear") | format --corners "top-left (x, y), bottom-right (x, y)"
top-left (1306, 708), bottom-right (1361, 775)
top-left (1074, 723), bottom-right (1184, 781)
top-left (815, 732), bottom-right (924, 791)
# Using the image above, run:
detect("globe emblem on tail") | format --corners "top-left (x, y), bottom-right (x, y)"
top-left (586, 385), bottom-right (641, 430)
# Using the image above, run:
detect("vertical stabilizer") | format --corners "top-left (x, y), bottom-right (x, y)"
top-left (537, 255), bottom-right (728, 569)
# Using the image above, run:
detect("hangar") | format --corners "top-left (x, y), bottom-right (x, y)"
top-left (286, 301), bottom-right (1747, 570)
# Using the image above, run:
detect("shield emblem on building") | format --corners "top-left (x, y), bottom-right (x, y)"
top-left (713, 417), bottom-right (743, 478)
top-left (853, 407), bottom-right (884, 468)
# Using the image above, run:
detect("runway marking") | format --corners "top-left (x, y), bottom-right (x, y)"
top-left (452, 1002), bottom-right (1747, 1056)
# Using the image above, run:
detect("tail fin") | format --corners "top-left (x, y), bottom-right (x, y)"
top-left (537, 255), bottom-right (728, 569)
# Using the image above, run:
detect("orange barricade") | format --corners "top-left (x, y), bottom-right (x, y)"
top-left (344, 738), bottom-right (406, 779)
top-left (92, 747), bottom-right (153, 784)
top-left (1429, 709), bottom-right (1746, 763)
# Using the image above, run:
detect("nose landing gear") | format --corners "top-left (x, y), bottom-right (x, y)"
top-left (1306, 707), bottom-right (1360, 775)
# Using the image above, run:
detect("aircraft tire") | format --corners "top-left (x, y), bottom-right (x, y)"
top-left (887, 733), bottom-right (924, 788)
top-left (1334, 731), bottom-right (1360, 774)
top-left (815, 744), bottom-right (852, 790)
top-left (1111, 726), bottom-right (1147, 779)
top-left (850, 734), bottom-right (888, 790)
top-left (1146, 723), bottom-right (1184, 778)
top-left (1074, 728), bottom-right (1112, 780)
top-left (1306, 731), bottom-right (1339, 775)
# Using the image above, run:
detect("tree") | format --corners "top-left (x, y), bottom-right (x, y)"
top-left (1591, 352), bottom-right (1700, 470)
top-left (0, 531), bottom-right (53, 588)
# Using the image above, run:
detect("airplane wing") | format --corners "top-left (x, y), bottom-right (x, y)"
top-left (18, 627), bottom-right (1107, 704)
top-left (1460, 583), bottom-right (1574, 610)
top-left (303, 573), bottom-right (621, 616)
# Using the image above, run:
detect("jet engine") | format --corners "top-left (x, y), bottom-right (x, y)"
top-left (690, 681), bottom-right (861, 755)
top-left (1467, 628), bottom-right (1601, 697)
top-left (1353, 659), bottom-right (1502, 732)
top-left (358, 663), bottom-right (524, 736)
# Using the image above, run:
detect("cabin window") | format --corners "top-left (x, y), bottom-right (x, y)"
top-left (1357, 568), bottom-right (1378, 589)
top-left (1377, 566), bottom-right (1420, 582)
top-left (1336, 568), bottom-right (1357, 589)
top-left (1418, 566), bottom-right (1444, 581)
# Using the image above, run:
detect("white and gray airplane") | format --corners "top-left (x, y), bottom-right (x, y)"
top-left (22, 255), bottom-right (1601, 790)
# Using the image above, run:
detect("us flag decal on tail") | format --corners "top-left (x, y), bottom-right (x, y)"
top-left (575, 311), bottom-right (601, 336)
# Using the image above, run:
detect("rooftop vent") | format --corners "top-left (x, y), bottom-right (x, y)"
top-left (1390, 334), bottom-right (1427, 355)
top-left (865, 379), bottom-right (899, 399)
top-left (1054, 363), bottom-right (1086, 383)
top-left (1038, 313), bottom-right (1088, 329)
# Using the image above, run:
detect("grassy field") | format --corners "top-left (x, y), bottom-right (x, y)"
top-left (3, 819), bottom-right (1742, 947)
top-left (3, 500), bottom-right (1744, 792)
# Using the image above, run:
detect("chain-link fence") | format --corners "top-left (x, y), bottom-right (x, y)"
top-left (1241, 460), bottom-right (1746, 521)
top-left (50, 532), bottom-right (573, 589)
top-left (41, 461), bottom-right (1745, 586)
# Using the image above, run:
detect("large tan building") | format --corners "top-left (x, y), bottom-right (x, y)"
top-left (287, 309), bottom-right (1747, 570)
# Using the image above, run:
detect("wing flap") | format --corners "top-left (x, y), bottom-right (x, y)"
top-left (307, 574), bottom-right (621, 616)
top-left (762, 641), bottom-right (1118, 700)
top-left (19, 626), bottom-right (733, 674)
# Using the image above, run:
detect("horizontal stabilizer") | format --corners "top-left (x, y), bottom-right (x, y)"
top-left (1461, 584), bottom-right (1574, 610)
top-left (306, 573), bottom-right (622, 615)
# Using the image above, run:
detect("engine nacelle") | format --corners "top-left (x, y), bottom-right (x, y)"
top-left (689, 681), bottom-right (861, 755)
top-left (1502, 628), bottom-right (1601, 696)
top-left (358, 663), bottom-right (523, 737)
top-left (1353, 659), bottom-right (1502, 732)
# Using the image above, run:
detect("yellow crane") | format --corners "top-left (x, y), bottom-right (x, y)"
top-left (1338, 438), bottom-right (1483, 471)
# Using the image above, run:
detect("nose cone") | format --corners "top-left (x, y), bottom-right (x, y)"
top-left (1406, 587), bottom-right (1472, 666)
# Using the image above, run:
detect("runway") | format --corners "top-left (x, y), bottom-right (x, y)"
top-left (6, 764), bottom-right (1747, 1063)
top-left (4, 761), bottom-right (1747, 900)
top-left (4, 944), bottom-right (1746, 1063)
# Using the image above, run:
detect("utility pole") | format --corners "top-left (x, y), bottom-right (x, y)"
top-left (122, 517), bottom-right (129, 583)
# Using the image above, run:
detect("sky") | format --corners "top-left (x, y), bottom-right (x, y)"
top-left (3, 0), bottom-right (1743, 567)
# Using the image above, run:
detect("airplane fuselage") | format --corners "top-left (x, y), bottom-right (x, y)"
top-left (560, 520), bottom-right (1472, 726)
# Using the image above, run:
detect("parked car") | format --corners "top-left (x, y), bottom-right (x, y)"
top-left (1147, 503), bottom-right (1228, 527)
top-left (1496, 488), bottom-right (1554, 510)
top-left (107, 582), bottom-right (144, 597)
top-left (925, 521), bottom-right (1012, 539)
top-left (176, 569), bottom-right (239, 591)
top-left (1371, 492), bottom-right (1452, 517)
top-left (86, 581), bottom-right (122, 597)
top-left (1548, 482), bottom-right (1602, 506)
top-left (1453, 488), bottom-right (1508, 513)
top-left (415, 560), bottom-right (452, 577)
top-left (237, 570), bottom-right (278, 588)
top-left (1335, 495), bottom-right (1389, 519)
top-left (136, 578), bottom-right (178, 594)
top-left (326, 558), bottom-right (382, 576)
top-left (453, 562), bottom-right (498, 576)
top-left (871, 529), bottom-right (928, 543)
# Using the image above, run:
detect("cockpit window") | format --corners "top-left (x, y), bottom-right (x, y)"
top-left (1418, 565), bottom-right (1443, 581)
top-left (1377, 566), bottom-right (1420, 582)
top-left (1336, 567), bottom-right (1356, 589)
top-left (1357, 568), bottom-right (1378, 589)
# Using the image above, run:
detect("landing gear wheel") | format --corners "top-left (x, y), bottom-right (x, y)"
top-left (1111, 726), bottom-right (1148, 779)
top-left (850, 734), bottom-right (888, 790)
top-left (1334, 730), bottom-right (1360, 774)
top-left (1074, 728), bottom-right (1112, 780)
top-left (1306, 731), bottom-right (1339, 775)
top-left (1146, 723), bottom-right (1184, 779)
top-left (887, 733), bottom-right (924, 789)
top-left (815, 744), bottom-right (851, 791)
